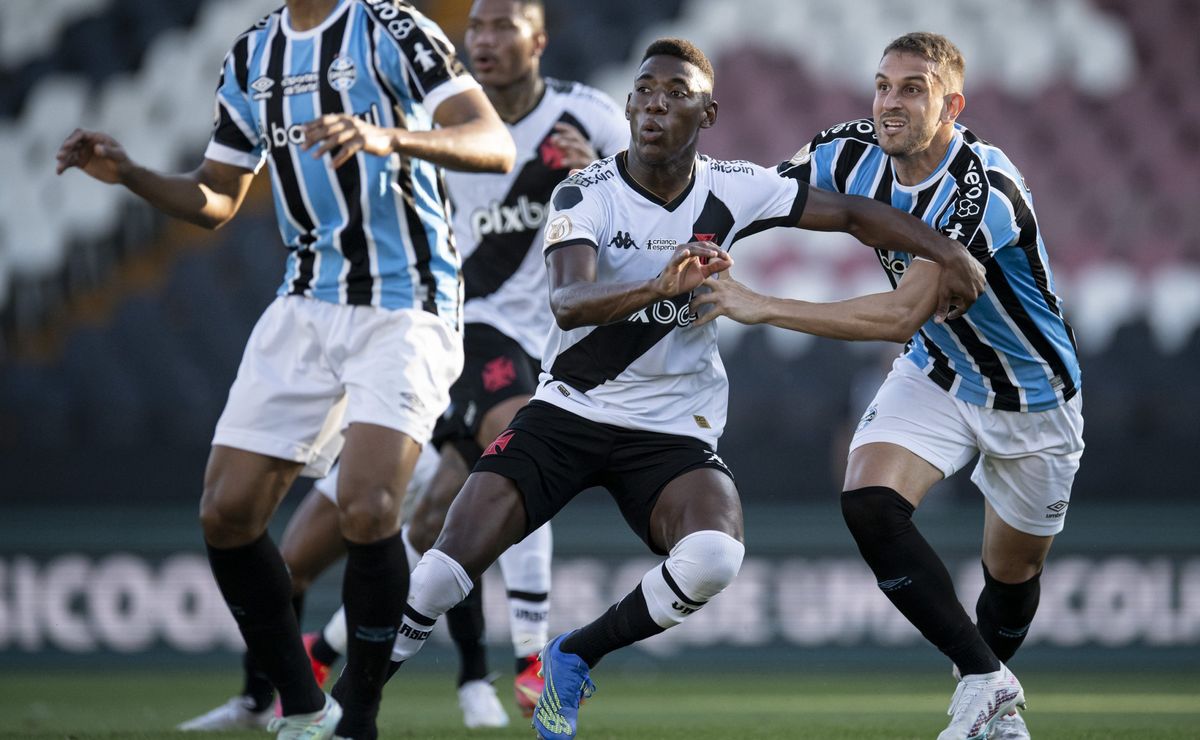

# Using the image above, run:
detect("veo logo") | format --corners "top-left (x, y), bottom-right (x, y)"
top-left (629, 299), bottom-right (696, 327)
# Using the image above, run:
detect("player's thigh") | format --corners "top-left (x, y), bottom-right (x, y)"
top-left (212, 296), bottom-right (348, 479)
top-left (969, 392), bottom-right (1084, 540)
top-left (200, 445), bottom-right (305, 547)
top-left (338, 306), bottom-right (463, 460)
top-left (433, 471), bottom-right (529, 580)
top-left (407, 444), bottom-right (472, 553)
top-left (280, 487), bottom-right (346, 592)
top-left (336, 422), bottom-right (422, 542)
top-left (477, 395), bottom-right (531, 449)
top-left (605, 430), bottom-right (741, 554)
top-left (981, 501), bottom-right (1054, 583)
top-left (846, 357), bottom-right (977, 505)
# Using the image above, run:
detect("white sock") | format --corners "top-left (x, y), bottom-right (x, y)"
top-left (498, 522), bottom-right (552, 657)
top-left (391, 549), bottom-right (472, 663)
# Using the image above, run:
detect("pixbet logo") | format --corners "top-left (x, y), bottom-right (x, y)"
top-left (471, 196), bottom-right (545, 239)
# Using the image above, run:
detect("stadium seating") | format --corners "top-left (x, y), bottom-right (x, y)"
top-left (0, 0), bottom-right (1196, 507)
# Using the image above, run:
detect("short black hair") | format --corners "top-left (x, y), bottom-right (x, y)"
top-left (514, 0), bottom-right (545, 30)
top-left (641, 37), bottom-right (714, 90)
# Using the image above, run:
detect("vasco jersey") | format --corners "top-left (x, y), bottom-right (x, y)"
top-left (780, 119), bottom-right (1080, 412)
top-left (535, 153), bottom-right (809, 446)
top-left (444, 78), bottom-right (626, 359)
top-left (204, 0), bottom-right (480, 319)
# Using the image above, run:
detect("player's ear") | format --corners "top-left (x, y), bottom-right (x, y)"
top-left (942, 91), bottom-right (965, 123)
top-left (699, 98), bottom-right (718, 129)
top-left (625, 93), bottom-right (632, 120)
top-left (531, 29), bottom-right (548, 59)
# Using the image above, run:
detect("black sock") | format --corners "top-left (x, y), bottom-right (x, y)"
top-left (841, 487), bottom-right (1000, 676)
top-left (560, 584), bottom-right (664, 668)
top-left (446, 583), bottom-right (489, 686)
top-left (311, 633), bottom-right (341, 666)
top-left (206, 534), bottom-right (324, 716)
top-left (976, 562), bottom-right (1041, 663)
top-left (332, 532), bottom-right (408, 740)
top-left (240, 650), bottom-right (276, 712)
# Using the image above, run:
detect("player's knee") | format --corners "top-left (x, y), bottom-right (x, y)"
top-left (840, 486), bottom-right (914, 540)
top-left (669, 530), bottom-right (744, 599)
top-left (337, 481), bottom-right (402, 541)
top-left (198, 485), bottom-right (266, 546)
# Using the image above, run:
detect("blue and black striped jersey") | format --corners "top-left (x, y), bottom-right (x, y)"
top-left (780, 120), bottom-right (1080, 412)
top-left (205, 0), bottom-right (479, 320)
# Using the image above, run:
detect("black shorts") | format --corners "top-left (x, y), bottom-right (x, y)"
top-left (431, 323), bottom-right (540, 460)
top-left (473, 401), bottom-right (734, 555)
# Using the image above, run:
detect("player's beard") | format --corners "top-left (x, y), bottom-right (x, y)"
top-left (877, 116), bottom-right (936, 159)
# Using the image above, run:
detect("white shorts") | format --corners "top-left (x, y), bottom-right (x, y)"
top-left (849, 357), bottom-right (1084, 536)
top-left (213, 296), bottom-right (463, 477)
top-left (315, 443), bottom-right (442, 506)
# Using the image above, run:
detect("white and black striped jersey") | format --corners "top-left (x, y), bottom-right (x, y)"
top-left (205, 0), bottom-right (478, 318)
top-left (444, 79), bottom-right (627, 359)
top-left (535, 153), bottom-right (809, 446)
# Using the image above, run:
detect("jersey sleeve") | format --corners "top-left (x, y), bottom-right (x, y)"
top-left (365, 3), bottom-right (480, 118)
top-left (728, 163), bottom-right (810, 245)
top-left (542, 176), bottom-right (605, 256)
top-left (204, 42), bottom-right (266, 173)
top-left (777, 120), bottom-right (876, 192)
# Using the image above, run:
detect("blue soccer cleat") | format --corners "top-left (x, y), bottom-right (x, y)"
top-left (531, 632), bottom-right (596, 739)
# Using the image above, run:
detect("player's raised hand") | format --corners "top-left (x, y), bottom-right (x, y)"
top-left (653, 241), bottom-right (732, 298)
top-left (55, 129), bottom-right (129, 183)
top-left (689, 271), bottom-right (769, 327)
top-left (550, 123), bottom-right (599, 170)
top-left (303, 114), bottom-right (393, 168)
top-left (935, 242), bottom-right (986, 321)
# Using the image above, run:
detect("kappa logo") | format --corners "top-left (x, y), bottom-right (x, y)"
top-left (609, 230), bottom-right (638, 249)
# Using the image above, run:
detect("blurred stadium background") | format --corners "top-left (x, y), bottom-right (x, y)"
top-left (0, 0), bottom-right (1197, 726)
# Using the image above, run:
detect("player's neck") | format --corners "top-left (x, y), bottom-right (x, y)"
top-left (891, 126), bottom-right (955, 187)
top-left (485, 72), bottom-right (545, 124)
top-left (623, 148), bottom-right (696, 203)
top-left (286, 0), bottom-right (340, 32)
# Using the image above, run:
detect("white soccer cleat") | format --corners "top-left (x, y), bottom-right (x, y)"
top-left (988, 710), bottom-right (1031, 739)
top-left (458, 679), bottom-right (510, 728)
top-left (938, 664), bottom-right (1026, 740)
top-left (177, 696), bottom-right (273, 731)
top-left (267, 694), bottom-right (343, 740)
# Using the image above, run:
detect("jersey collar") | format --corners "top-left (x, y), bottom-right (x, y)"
top-left (890, 127), bottom-right (963, 195)
top-left (616, 151), bottom-right (696, 212)
top-left (281, 0), bottom-right (351, 40)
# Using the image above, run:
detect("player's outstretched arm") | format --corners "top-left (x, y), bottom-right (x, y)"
top-left (302, 88), bottom-right (515, 173)
top-left (691, 260), bottom-right (939, 343)
top-left (547, 241), bottom-right (732, 330)
top-left (55, 129), bottom-right (254, 230)
top-left (795, 186), bottom-right (984, 322)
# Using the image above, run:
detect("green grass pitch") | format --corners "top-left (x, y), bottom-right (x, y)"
top-left (4, 668), bottom-right (1198, 739)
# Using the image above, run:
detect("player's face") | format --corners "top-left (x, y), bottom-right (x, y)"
top-left (873, 52), bottom-right (946, 159)
top-left (626, 55), bottom-right (715, 164)
top-left (465, 0), bottom-right (544, 88)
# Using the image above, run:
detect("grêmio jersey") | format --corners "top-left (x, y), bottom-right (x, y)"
top-left (204, 0), bottom-right (479, 321)
top-left (444, 78), bottom-right (627, 360)
top-left (535, 153), bottom-right (809, 447)
top-left (780, 119), bottom-right (1081, 412)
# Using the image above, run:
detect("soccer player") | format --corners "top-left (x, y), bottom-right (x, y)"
top-left (690, 32), bottom-right (1082, 740)
top-left (371, 37), bottom-right (988, 740)
top-left (55, 1), bottom-right (515, 738)
top-left (176, 0), bottom-right (627, 731)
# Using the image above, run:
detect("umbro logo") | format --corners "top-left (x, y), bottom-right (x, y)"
top-left (1045, 499), bottom-right (1069, 519)
top-left (608, 230), bottom-right (638, 249)
top-left (250, 76), bottom-right (274, 100)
